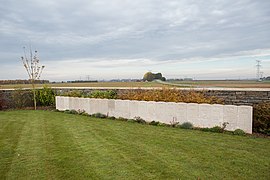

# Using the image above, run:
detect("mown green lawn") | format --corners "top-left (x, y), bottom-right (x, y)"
top-left (0, 110), bottom-right (269, 179)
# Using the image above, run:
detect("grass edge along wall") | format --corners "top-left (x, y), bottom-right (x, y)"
top-left (56, 96), bottom-right (253, 133)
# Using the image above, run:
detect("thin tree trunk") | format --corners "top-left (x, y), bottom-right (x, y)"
top-left (32, 80), bottom-right (36, 110)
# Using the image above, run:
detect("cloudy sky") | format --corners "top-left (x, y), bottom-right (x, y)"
top-left (0, 0), bottom-right (270, 81)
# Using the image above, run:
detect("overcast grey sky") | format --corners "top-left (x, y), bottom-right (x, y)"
top-left (0, 0), bottom-right (270, 81)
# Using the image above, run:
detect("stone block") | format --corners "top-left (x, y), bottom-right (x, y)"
top-left (146, 101), bottom-right (157, 121)
top-left (69, 97), bottom-right (81, 111)
top-left (154, 102), bottom-right (178, 124)
top-left (246, 91), bottom-right (267, 96)
top-left (108, 99), bottom-right (116, 117)
top-left (165, 102), bottom-right (178, 124)
top-left (80, 98), bottom-right (90, 114)
top-left (175, 103), bottom-right (187, 124)
top-left (56, 96), bottom-right (65, 110)
top-left (236, 92), bottom-right (246, 95)
top-left (223, 105), bottom-right (238, 131)
top-left (68, 97), bottom-right (75, 110)
top-left (237, 106), bottom-right (252, 134)
top-left (210, 104), bottom-right (224, 127)
top-left (129, 100), bottom-right (139, 119)
top-left (187, 103), bottom-right (199, 126)
top-left (55, 96), bottom-right (61, 110)
top-left (137, 101), bottom-right (149, 121)
top-left (199, 104), bottom-right (212, 127)
top-left (155, 102), bottom-right (168, 123)
top-left (89, 99), bottom-right (98, 114)
top-left (62, 96), bottom-right (70, 110)
top-left (96, 99), bottom-right (109, 115)
top-left (114, 100), bottom-right (130, 118)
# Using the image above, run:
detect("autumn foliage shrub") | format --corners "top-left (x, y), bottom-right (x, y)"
top-left (253, 102), bottom-right (270, 135)
top-left (117, 88), bottom-right (223, 104)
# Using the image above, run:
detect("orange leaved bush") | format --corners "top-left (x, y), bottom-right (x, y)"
top-left (253, 102), bottom-right (270, 135)
top-left (117, 88), bottom-right (224, 104)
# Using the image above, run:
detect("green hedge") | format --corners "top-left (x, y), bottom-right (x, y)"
top-left (36, 86), bottom-right (56, 106)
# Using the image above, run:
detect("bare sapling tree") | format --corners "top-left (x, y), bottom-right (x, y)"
top-left (21, 46), bottom-right (45, 110)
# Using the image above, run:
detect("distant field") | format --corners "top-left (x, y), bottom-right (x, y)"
top-left (168, 80), bottom-right (270, 88)
top-left (0, 82), bottom-right (168, 89)
top-left (0, 80), bottom-right (270, 89)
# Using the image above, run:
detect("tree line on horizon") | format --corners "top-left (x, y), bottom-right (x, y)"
top-left (0, 79), bottom-right (49, 85)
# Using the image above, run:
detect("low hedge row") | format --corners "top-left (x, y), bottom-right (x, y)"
top-left (63, 88), bottom-right (224, 104)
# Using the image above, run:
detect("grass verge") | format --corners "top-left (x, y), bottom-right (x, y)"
top-left (0, 110), bottom-right (269, 179)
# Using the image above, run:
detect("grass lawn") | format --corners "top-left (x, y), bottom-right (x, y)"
top-left (0, 111), bottom-right (269, 179)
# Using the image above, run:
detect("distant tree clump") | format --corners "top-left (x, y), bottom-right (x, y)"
top-left (143, 72), bottom-right (166, 82)
top-left (262, 76), bottom-right (270, 81)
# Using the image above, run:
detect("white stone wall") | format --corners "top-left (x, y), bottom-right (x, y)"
top-left (56, 96), bottom-right (253, 133)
